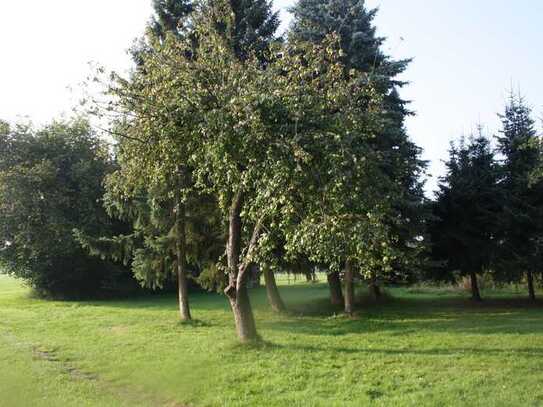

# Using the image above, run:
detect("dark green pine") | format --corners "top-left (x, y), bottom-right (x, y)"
top-left (431, 132), bottom-right (501, 300)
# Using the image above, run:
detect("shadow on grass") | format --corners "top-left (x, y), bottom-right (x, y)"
top-left (63, 283), bottom-right (543, 337)
top-left (263, 296), bottom-right (543, 337)
top-left (178, 319), bottom-right (213, 328)
top-left (264, 341), bottom-right (543, 358)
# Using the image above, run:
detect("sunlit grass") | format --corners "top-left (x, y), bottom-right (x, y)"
top-left (1, 274), bottom-right (542, 406)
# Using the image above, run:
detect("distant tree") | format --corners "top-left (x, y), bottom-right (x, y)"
top-left (289, 0), bottom-right (427, 299)
top-left (495, 93), bottom-right (543, 300)
top-left (431, 131), bottom-right (501, 301)
top-left (0, 118), bottom-right (131, 298)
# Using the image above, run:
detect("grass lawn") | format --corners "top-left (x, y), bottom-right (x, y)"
top-left (1, 273), bottom-right (543, 406)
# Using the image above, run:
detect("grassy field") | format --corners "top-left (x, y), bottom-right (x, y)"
top-left (1, 274), bottom-right (543, 407)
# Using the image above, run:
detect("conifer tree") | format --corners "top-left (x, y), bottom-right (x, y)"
top-left (150, 0), bottom-right (193, 38)
top-left (228, 0), bottom-right (280, 60)
top-left (495, 93), bottom-right (543, 300)
top-left (431, 131), bottom-right (501, 301)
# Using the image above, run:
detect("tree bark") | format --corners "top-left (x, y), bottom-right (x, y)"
top-left (224, 191), bottom-right (258, 342)
top-left (327, 271), bottom-right (343, 306)
top-left (175, 199), bottom-right (191, 321)
top-left (344, 260), bottom-right (354, 315)
top-left (263, 266), bottom-right (286, 312)
top-left (369, 270), bottom-right (382, 300)
top-left (527, 270), bottom-right (536, 301)
top-left (470, 271), bottom-right (482, 301)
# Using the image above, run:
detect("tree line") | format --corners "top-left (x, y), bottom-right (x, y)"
top-left (430, 93), bottom-right (543, 302)
top-left (0, 0), bottom-right (541, 343)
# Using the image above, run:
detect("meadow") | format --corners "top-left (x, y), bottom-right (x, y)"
top-left (1, 274), bottom-right (543, 407)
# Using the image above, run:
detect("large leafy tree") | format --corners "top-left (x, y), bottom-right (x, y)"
top-left (0, 119), bottom-right (131, 298)
top-left (289, 0), bottom-right (426, 299)
top-left (431, 132), bottom-right (501, 301)
top-left (89, 0), bottom-right (279, 321)
top-left (132, 0), bottom-right (384, 339)
top-left (495, 93), bottom-right (543, 300)
top-left (282, 125), bottom-right (402, 314)
top-left (91, 46), bottom-right (206, 320)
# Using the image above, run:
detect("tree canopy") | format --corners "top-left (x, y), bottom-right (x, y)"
top-left (0, 119), bottom-right (132, 298)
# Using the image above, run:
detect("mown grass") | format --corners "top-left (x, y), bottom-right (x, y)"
top-left (1, 274), bottom-right (543, 406)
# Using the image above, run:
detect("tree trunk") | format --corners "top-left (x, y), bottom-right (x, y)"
top-left (327, 271), bottom-right (343, 306)
top-left (224, 191), bottom-right (258, 342)
top-left (344, 260), bottom-right (354, 315)
top-left (251, 265), bottom-right (262, 288)
top-left (263, 267), bottom-right (285, 312)
top-left (369, 270), bottom-right (382, 300)
top-left (175, 200), bottom-right (191, 321)
top-left (229, 278), bottom-right (257, 342)
top-left (527, 270), bottom-right (536, 301)
top-left (305, 269), bottom-right (316, 283)
top-left (470, 271), bottom-right (482, 301)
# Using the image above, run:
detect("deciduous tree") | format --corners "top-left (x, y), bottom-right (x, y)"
top-left (289, 0), bottom-right (427, 298)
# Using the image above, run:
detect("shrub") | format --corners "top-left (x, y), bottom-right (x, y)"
top-left (0, 118), bottom-right (134, 298)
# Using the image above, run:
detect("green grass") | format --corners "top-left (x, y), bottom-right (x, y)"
top-left (1, 274), bottom-right (543, 406)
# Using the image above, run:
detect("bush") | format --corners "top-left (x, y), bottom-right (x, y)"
top-left (0, 118), bottom-right (135, 298)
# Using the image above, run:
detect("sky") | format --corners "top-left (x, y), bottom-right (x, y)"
top-left (1, 0), bottom-right (542, 194)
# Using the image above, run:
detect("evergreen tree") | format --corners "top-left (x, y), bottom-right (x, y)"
top-left (431, 131), bottom-right (501, 301)
top-left (140, 0), bottom-right (280, 61)
top-left (150, 0), bottom-right (193, 39)
top-left (289, 0), bottom-right (409, 93)
top-left (495, 93), bottom-right (543, 300)
top-left (228, 0), bottom-right (280, 60)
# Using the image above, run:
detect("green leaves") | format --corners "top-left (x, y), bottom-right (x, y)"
top-left (0, 118), bottom-right (129, 297)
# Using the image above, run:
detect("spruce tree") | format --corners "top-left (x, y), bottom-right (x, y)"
top-left (431, 131), bottom-right (501, 301)
top-left (289, 0), bottom-right (408, 90)
top-left (150, 0), bottom-right (193, 38)
top-left (495, 93), bottom-right (543, 300)
top-left (145, 0), bottom-right (280, 60)
top-left (228, 0), bottom-right (280, 60)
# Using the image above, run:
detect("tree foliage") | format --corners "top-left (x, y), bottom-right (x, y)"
top-left (494, 93), bottom-right (543, 298)
top-left (430, 131), bottom-right (501, 300)
top-left (289, 0), bottom-right (427, 291)
top-left (0, 119), bottom-right (132, 297)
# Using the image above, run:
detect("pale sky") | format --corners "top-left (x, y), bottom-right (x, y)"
top-left (1, 1), bottom-right (542, 193)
